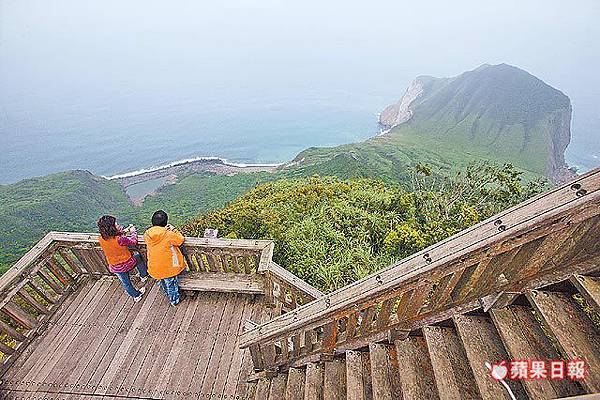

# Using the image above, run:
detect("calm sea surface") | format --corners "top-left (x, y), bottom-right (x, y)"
top-left (0, 86), bottom-right (387, 183)
top-left (1, 1), bottom-right (599, 184)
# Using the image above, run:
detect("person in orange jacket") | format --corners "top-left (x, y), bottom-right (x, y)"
top-left (144, 210), bottom-right (186, 305)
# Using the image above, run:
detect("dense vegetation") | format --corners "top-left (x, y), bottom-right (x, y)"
top-left (0, 170), bottom-right (271, 273)
top-left (1, 65), bottom-right (567, 277)
top-left (0, 171), bottom-right (132, 273)
top-left (127, 172), bottom-right (271, 228)
top-left (184, 163), bottom-right (546, 292)
top-left (381, 64), bottom-right (572, 179)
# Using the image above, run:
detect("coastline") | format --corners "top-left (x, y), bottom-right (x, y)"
top-left (104, 156), bottom-right (282, 181)
top-left (110, 157), bottom-right (281, 200)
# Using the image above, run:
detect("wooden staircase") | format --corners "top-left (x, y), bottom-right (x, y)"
top-left (244, 274), bottom-right (599, 399)
top-left (239, 168), bottom-right (600, 400)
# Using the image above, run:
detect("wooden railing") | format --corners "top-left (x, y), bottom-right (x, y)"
top-left (239, 167), bottom-right (600, 371)
top-left (0, 232), bottom-right (320, 376)
top-left (260, 262), bottom-right (324, 313)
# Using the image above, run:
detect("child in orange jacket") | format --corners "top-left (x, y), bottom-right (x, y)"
top-left (144, 210), bottom-right (186, 305)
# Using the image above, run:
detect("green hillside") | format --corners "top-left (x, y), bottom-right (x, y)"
top-left (183, 164), bottom-right (545, 292)
top-left (0, 171), bottom-right (133, 273)
top-left (379, 64), bottom-right (573, 182)
top-left (1, 64), bottom-right (567, 274)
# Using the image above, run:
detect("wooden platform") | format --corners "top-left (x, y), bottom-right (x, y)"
top-left (0, 277), bottom-right (269, 399)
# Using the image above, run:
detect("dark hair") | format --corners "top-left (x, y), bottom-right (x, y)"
top-left (152, 210), bottom-right (168, 227)
top-left (98, 215), bottom-right (119, 240)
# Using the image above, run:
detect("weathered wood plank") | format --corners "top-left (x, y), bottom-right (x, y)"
top-left (526, 290), bottom-right (600, 392)
top-left (268, 373), bottom-right (287, 400)
top-left (57, 248), bottom-right (83, 276)
top-left (570, 274), bottom-right (600, 315)
top-left (27, 279), bottom-right (56, 305)
top-left (32, 279), bottom-right (113, 390)
top-left (423, 326), bottom-right (481, 400)
top-left (14, 279), bottom-right (103, 388)
top-left (368, 343), bottom-right (394, 400)
top-left (151, 294), bottom-right (200, 397)
top-left (222, 296), bottom-right (259, 398)
top-left (256, 377), bottom-right (271, 399)
top-left (208, 295), bottom-right (250, 397)
top-left (188, 293), bottom-right (234, 396)
top-left (180, 293), bottom-right (222, 395)
top-left (37, 269), bottom-right (63, 294)
top-left (345, 350), bottom-right (367, 400)
top-left (285, 367), bottom-right (306, 400)
top-left (0, 319), bottom-right (26, 342)
top-left (17, 288), bottom-right (49, 314)
top-left (45, 280), bottom-right (120, 390)
top-left (305, 362), bottom-right (324, 400)
top-left (1, 302), bottom-right (38, 330)
top-left (83, 284), bottom-right (147, 392)
top-left (490, 305), bottom-right (582, 399)
top-left (141, 295), bottom-right (189, 397)
top-left (394, 336), bottom-right (439, 400)
top-left (179, 272), bottom-right (264, 294)
top-left (266, 262), bottom-right (324, 301)
top-left (1, 279), bottom-right (94, 385)
top-left (323, 358), bottom-right (346, 400)
top-left (59, 281), bottom-right (124, 389)
top-left (453, 314), bottom-right (526, 400)
top-left (68, 286), bottom-right (135, 392)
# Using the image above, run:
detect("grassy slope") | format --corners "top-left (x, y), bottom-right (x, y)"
top-left (129, 172), bottom-right (272, 228)
top-left (182, 171), bottom-right (543, 292)
top-left (0, 171), bottom-right (132, 273)
top-left (403, 64), bottom-right (570, 177)
top-left (0, 171), bottom-right (270, 273)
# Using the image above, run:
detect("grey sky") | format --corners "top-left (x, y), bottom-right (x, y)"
top-left (1, 0), bottom-right (599, 173)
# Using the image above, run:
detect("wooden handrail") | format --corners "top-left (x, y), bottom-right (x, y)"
top-left (0, 230), bottom-right (323, 375)
top-left (264, 262), bottom-right (324, 301)
top-left (238, 167), bottom-right (600, 371)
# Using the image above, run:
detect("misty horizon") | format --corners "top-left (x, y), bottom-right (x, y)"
top-left (1, 0), bottom-right (599, 183)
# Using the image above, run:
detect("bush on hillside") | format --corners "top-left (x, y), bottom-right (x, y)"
top-left (183, 163), bottom-right (546, 292)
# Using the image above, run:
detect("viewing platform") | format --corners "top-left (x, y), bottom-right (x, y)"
top-left (0, 167), bottom-right (599, 399)
top-left (0, 234), bottom-right (322, 399)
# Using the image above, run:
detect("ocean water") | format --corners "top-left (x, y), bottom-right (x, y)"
top-left (2, 1), bottom-right (599, 184)
top-left (0, 86), bottom-right (387, 184)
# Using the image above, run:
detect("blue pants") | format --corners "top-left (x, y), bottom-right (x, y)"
top-left (158, 275), bottom-right (180, 305)
top-left (114, 254), bottom-right (148, 298)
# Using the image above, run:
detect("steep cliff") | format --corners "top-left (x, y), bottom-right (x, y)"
top-left (379, 64), bottom-right (574, 182)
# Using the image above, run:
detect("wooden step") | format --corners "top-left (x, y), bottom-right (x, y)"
top-left (361, 351), bottom-right (374, 400)
top-left (285, 367), bottom-right (306, 400)
top-left (305, 362), bottom-right (324, 400)
top-left (394, 336), bottom-right (439, 400)
top-left (345, 350), bottom-right (373, 400)
top-left (269, 373), bottom-right (288, 400)
top-left (570, 274), bottom-right (600, 315)
top-left (422, 326), bottom-right (481, 400)
top-left (324, 358), bottom-right (346, 400)
top-left (527, 290), bottom-right (600, 393)
top-left (255, 377), bottom-right (271, 400)
top-left (368, 343), bottom-right (401, 400)
top-left (490, 305), bottom-right (582, 399)
top-left (454, 314), bottom-right (527, 400)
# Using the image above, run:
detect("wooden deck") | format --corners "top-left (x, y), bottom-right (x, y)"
top-left (0, 277), bottom-right (268, 399)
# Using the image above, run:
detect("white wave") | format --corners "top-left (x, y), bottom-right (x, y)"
top-left (103, 156), bottom-right (282, 180)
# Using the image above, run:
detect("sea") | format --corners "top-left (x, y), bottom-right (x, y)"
top-left (1, 1), bottom-right (599, 184)
top-left (1, 85), bottom-right (599, 185)
top-left (0, 87), bottom-right (389, 184)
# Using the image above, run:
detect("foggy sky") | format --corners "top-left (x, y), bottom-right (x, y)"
top-left (1, 0), bottom-right (599, 173)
